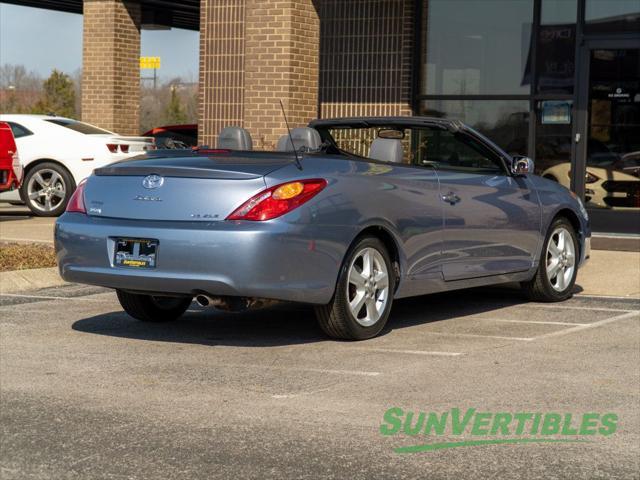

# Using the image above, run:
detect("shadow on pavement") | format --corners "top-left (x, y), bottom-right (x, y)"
top-left (72, 287), bottom-right (532, 347)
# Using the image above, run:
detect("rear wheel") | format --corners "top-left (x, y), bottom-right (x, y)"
top-left (315, 237), bottom-right (395, 340)
top-left (22, 162), bottom-right (74, 217)
top-left (116, 290), bottom-right (192, 322)
top-left (522, 217), bottom-right (578, 302)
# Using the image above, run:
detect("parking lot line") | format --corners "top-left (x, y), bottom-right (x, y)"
top-left (350, 348), bottom-right (463, 356)
top-left (524, 304), bottom-right (637, 313)
top-left (422, 332), bottom-right (535, 341)
top-left (0, 293), bottom-right (105, 302)
top-left (533, 310), bottom-right (639, 340)
top-left (492, 319), bottom-right (589, 327)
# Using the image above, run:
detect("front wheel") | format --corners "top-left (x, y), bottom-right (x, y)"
top-left (522, 217), bottom-right (578, 302)
top-left (315, 237), bottom-right (395, 340)
top-left (116, 290), bottom-right (192, 322)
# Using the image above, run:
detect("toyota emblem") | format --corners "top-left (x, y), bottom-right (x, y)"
top-left (142, 174), bottom-right (164, 189)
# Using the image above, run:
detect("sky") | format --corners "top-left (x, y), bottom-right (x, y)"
top-left (0, 3), bottom-right (199, 82)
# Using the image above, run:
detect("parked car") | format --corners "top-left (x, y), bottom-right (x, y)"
top-left (542, 162), bottom-right (640, 209)
top-left (0, 121), bottom-right (22, 193)
top-left (0, 115), bottom-right (155, 216)
top-left (55, 117), bottom-right (590, 340)
top-left (142, 124), bottom-right (197, 149)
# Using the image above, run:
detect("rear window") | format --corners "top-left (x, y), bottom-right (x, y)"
top-left (6, 122), bottom-right (33, 139)
top-left (45, 119), bottom-right (112, 135)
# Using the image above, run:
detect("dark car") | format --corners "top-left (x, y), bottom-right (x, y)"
top-left (142, 124), bottom-right (197, 149)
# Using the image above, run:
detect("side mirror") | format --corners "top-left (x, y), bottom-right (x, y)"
top-left (511, 156), bottom-right (534, 176)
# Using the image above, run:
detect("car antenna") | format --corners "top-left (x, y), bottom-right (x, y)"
top-left (279, 99), bottom-right (303, 170)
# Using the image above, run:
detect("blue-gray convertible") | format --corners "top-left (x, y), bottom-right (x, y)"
top-left (55, 117), bottom-right (591, 340)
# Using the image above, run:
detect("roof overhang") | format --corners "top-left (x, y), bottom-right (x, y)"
top-left (2, 0), bottom-right (200, 30)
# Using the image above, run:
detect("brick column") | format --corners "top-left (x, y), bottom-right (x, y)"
top-left (82, 0), bottom-right (141, 135)
top-left (199, 0), bottom-right (319, 148)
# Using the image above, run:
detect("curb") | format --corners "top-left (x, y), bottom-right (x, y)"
top-left (0, 267), bottom-right (67, 294)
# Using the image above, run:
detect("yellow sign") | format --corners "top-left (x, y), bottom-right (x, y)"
top-left (140, 56), bottom-right (161, 69)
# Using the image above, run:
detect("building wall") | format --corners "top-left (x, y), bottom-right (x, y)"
top-left (82, 0), bottom-right (141, 135)
top-left (198, 0), bottom-right (415, 147)
top-left (317, 0), bottom-right (414, 119)
top-left (198, 0), bottom-right (319, 148)
top-left (198, 0), bottom-right (246, 147)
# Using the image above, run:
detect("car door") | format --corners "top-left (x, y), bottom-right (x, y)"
top-left (414, 127), bottom-right (541, 281)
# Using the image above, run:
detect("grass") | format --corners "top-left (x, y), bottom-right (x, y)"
top-left (0, 242), bottom-right (57, 272)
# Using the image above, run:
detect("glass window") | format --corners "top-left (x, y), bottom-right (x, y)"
top-left (585, 0), bottom-right (640, 34)
top-left (535, 100), bottom-right (573, 177)
top-left (413, 128), bottom-right (505, 174)
top-left (541, 0), bottom-right (577, 24)
top-left (328, 127), bottom-right (413, 164)
top-left (421, 0), bottom-right (533, 95)
top-left (418, 100), bottom-right (530, 156)
top-left (535, 0), bottom-right (577, 95)
top-left (6, 122), bottom-right (33, 139)
top-left (45, 119), bottom-right (113, 135)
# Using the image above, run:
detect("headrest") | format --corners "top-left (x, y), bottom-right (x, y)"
top-left (217, 126), bottom-right (253, 150)
top-left (276, 127), bottom-right (322, 152)
top-left (369, 138), bottom-right (404, 163)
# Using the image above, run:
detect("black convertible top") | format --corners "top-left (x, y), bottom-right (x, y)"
top-left (309, 116), bottom-right (465, 132)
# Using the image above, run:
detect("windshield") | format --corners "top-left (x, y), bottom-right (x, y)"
top-left (45, 118), bottom-right (113, 135)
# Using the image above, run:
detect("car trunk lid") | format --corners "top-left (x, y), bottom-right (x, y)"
top-left (84, 152), bottom-right (295, 221)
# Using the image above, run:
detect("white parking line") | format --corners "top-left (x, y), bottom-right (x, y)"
top-left (493, 319), bottom-right (589, 327)
top-left (422, 331), bottom-right (535, 341)
top-left (350, 347), bottom-right (463, 356)
top-left (521, 304), bottom-right (638, 313)
top-left (0, 293), bottom-right (105, 302)
top-left (533, 311), bottom-right (639, 340)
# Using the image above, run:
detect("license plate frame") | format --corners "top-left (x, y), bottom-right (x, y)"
top-left (113, 238), bottom-right (158, 269)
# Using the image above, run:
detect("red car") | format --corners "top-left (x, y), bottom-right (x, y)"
top-left (142, 124), bottom-right (197, 149)
top-left (0, 122), bottom-right (22, 193)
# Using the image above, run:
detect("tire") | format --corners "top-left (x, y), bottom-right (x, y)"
top-left (116, 290), bottom-right (192, 322)
top-left (315, 236), bottom-right (395, 340)
top-left (21, 162), bottom-right (75, 217)
top-left (522, 217), bottom-right (578, 302)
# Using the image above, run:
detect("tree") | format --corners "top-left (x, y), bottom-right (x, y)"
top-left (33, 69), bottom-right (76, 118)
top-left (163, 86), bottom-right (187, 125)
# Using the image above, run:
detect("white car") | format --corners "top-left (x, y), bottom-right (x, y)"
top-left (0, 115), bottom-right (155, 216)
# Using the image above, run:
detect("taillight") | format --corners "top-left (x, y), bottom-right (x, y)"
top-left (120, 144), bottom-right (129, 153)
top-left (227, 179), bottom-right (327, 221)
top-left (106, 144), bottom-right (118, 153)
top-left (66, 179), bottom-right (87, 214)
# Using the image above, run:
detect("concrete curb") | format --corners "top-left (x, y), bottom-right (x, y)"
top-left (0, 267), bottom-right (67, 294)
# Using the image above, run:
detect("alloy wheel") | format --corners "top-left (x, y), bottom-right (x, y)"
top-left (546, 227), bottom-right (576, 292)
top-left (27, 168), bottom-right (66, 213)
top-left (346, 247), bottom-right (390, 327)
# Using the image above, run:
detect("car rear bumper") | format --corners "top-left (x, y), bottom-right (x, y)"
top-left (55, 213), bottom-right (352, 304)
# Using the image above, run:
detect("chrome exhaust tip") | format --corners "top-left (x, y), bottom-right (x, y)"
top-left (195, 295), bottom-right (212, 307)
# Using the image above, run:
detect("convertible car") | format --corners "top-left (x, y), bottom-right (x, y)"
top-left (55, 117), bottom-right (591, 340)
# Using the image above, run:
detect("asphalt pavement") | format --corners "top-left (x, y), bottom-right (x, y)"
top-left (1, 284), bottom-right (638, 479)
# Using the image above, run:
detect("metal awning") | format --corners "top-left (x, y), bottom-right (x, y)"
top-left (2, 0), bottom-right (200, 30)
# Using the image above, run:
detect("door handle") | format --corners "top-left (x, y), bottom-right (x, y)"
top-left (442, 192), bottom-right (461, 205)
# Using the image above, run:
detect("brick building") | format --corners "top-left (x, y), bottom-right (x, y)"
top-left (4, 0), bottom-right (640, 233)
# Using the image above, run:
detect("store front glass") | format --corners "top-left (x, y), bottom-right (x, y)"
top-left (583, 48), bottom-right (640, 233)
top-left (417, 0), bottom-right (640, 234)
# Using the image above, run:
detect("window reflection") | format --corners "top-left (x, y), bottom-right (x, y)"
top-left (585, 0), bottom-right (640, 34)
top-left (418, 100), bottom-right (530, 156)
top-left (421, 0), bottom-right (533, 95)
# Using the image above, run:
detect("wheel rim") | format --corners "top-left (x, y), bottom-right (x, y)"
top-left (546, 227), bottom-right (576, 292)
top-left (346, 247), bottom-right (390, 327)
top-left (27, 169), bottom-right (66, 212)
